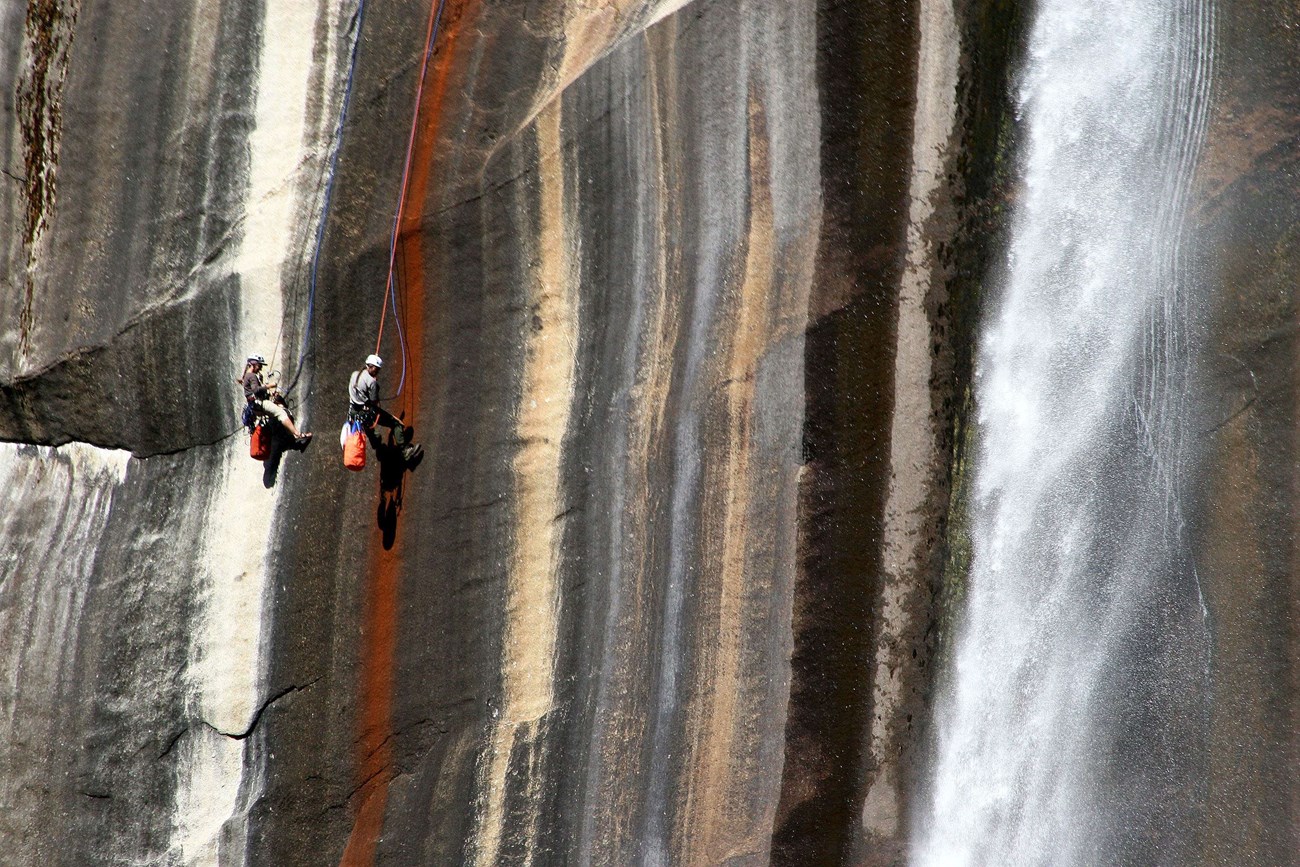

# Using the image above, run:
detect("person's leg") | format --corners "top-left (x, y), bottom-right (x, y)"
top-left (259, 400), bottom-right (306, 438)
top-left (374, 407), bottom-right (408, 446)
top-left (375, 407), bottom-right (421, 463)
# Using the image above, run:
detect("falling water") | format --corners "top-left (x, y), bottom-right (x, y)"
top-left (917, 0), bottom-right (1214, 864)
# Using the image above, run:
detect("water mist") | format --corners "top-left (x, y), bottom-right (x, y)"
top-left (916, 0), bottom-right (1216, 863)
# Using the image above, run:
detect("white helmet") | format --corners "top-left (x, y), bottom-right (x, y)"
top-left (247, 353), bottom-right (266, 364)
top-left (365, 354), bottom-right (383, 368)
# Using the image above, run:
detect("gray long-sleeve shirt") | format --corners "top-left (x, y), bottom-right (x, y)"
top-left (349, 369), bottom-right (378, 406)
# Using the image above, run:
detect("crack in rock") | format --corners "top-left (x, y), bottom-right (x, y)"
top-left (205, 676), bottom-right (322, 741)
top-left (158, 726), bottom-right (189, 759)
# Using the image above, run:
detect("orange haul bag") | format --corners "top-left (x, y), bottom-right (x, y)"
top-left (250, 423), bottom-right (271, 461)
top-left (341, 420), bottom-right (366, 471)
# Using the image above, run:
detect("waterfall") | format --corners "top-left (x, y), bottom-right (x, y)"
top-left (916, 0), bottom-right (1215, 864)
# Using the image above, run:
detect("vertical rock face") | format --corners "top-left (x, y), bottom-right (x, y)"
top-left (0, 0), bottom-right (360, 862)
top-left (1191, 1), bottom-right (1300, 862)
top-left (270, 2), bottom-right (831, 862)
top-left (19, 0), bottom-right (1271, 864)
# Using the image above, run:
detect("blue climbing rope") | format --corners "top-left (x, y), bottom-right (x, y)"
top-left (284, 0), bottom-right (370, 397)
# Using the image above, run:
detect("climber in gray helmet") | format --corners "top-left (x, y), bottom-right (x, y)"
top-left (242, 354), bottom-right (313, 448)
top-left (348, 353), bottom-right (422, 463)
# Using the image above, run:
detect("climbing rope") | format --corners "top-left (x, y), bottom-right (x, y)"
top-left (283, 0), bottom-right (371, 397)
top-left (376, 0), bottom-right (450, 401)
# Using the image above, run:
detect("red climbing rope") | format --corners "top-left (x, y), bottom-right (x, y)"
top-left (375, 0), bottom-right (449, 397)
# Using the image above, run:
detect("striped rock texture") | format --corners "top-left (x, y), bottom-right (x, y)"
top-left (1190, 1), bottom-right (1300, 861)
top-left (0, 0), bottom-right (1029, 864)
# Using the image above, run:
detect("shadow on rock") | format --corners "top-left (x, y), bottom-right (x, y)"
top-left (261, 428), bottom-right (312, 488)
top-left (262, 447), bottom-right (283, 488)
top-left (374, 432), bottom-right (423, 549)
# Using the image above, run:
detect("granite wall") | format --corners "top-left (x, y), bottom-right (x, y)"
top-left (1191, 1), bottom-right (1300, 862)
top-left (0, 0), bottom-right (1034, 864)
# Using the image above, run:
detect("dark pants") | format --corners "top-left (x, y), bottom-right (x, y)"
top-left (353, 404), bottom-right (408, 448)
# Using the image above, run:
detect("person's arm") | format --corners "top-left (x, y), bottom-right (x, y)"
top-left (243, 371), bottom-right (268, 402)
top-left (349, 371), bottom-right (362, 405)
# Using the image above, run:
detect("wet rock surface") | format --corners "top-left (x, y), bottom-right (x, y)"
top-left (23, 0), bottom-right (1300, 864)
top-left (1190, 1), bottom-right (1300, 862)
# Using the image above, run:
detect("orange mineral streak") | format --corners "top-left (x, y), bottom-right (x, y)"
top-left (338, 2), bottom-right (477, 864)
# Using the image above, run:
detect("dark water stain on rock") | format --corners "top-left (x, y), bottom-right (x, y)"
top-left (773, 0), bottom-right (1026, 862)
top-left (928, 0), bottom-right (1025, 657)
top-left (773, 0), bottom-right (920, 862)
top-left (15, 0), bottom-right (79, 356)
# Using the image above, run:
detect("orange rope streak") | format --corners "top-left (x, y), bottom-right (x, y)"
top-left (339, 1), bottom-right (476, 863)
top-left (375, 0), bottom-right (445, 356)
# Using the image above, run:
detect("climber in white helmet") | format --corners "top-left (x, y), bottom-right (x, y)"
top-left (348, 353), bottom-right (421, 463)
top-left (241, 354), bottom-right (312, 448)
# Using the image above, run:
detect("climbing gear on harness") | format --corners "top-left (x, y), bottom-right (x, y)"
top-left (350, 405), bottom-right (378, 428)
top-left (348, 368), bottom-right (376, 425)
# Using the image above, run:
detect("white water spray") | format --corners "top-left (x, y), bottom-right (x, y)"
top-left (916, 0), bottom-right (1214, 864)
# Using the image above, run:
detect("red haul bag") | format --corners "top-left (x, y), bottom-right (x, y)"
top-left (341, 421), bottom-right (366, 471)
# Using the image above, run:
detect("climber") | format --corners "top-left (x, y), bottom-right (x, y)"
top-left (348, 354), bottom-right (422, 464)
top-left (242, 354), bottom-right (313, 449)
